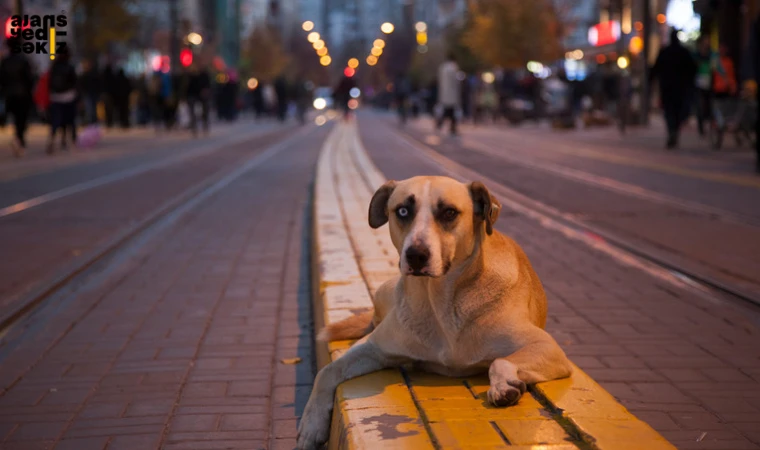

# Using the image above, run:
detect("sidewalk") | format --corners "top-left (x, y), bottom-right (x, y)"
top-left (0, 125), bottom-right (327, 449)
top-left (313, 122), bottom-right (673, 449)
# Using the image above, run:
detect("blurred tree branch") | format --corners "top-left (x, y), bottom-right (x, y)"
top-left (242, 25), bottom-right (290, 83)
top-left (72, 0), bottom-right (138, 58)
top-left (462, 0), bottom-right (569, 69)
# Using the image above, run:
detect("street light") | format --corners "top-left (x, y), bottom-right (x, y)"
top-left (415, 21), bottom-right (427, 33)
top-left (316, 47), bottom-right (328, 56)
top-left (320, 55), bottom-right (331, 66)
top-left (187, 32), bottom-right (203, 45)
top-left (313, 39), bottom-right (325, 50)
top-left (617, 55), bottom-right (629, 69)
top-left (302, 20), bottom-right (314, 31)
top-left (366, 55), bottom-right (378, 66)
top-left (347, 58), bottom-right (359, 69)
top-left (371, 46), bottom-right (382, 57)
top-left (380, 22), bottom-right (394, 34)
top-left (247, 77), bottom-right (259, 89)
top-left (307, 31), bottom-right (320, 43)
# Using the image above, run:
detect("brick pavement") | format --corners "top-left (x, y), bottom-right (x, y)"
top-left (0, 125), bottom-right (327, 449)
top-left (359, 115), bottom-right (760, 450)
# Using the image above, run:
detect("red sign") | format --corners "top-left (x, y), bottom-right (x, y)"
top-left (588, 21), bottom-right (621, 47)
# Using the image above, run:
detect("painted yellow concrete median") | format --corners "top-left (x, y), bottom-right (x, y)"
top-left (312, 122), bottom-right (676, 450)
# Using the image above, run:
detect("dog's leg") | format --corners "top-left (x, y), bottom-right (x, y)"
top-left (488, 327), bottom-right (571, 407)
top-left (297, 326), bottom-right (408, 449)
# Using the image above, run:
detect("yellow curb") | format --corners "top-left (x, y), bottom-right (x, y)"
top-left (312, 122), bottom-right (676, 449)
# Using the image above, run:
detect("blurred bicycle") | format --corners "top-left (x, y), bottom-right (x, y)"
top-left (709, 87), bottom-right (757, 150)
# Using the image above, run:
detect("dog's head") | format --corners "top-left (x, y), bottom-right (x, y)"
top-left (369, 176), bottom-right (501, 277)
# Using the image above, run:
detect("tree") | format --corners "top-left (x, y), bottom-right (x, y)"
top-left (72, 0), bottom-right (138, 58)
top-left (242, 25), bottom-right (290, 83)
top-left (462, 0), bottom-right (566, 69)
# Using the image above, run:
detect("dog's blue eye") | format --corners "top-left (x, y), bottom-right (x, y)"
top-left (397, 207), bottom-right (409, 218)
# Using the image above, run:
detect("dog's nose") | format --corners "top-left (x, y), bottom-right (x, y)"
top-left (405, 245), bottom-right (430, 272)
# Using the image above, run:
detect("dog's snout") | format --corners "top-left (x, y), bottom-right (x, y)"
top-left (405, 245), bottom-right (430, 272)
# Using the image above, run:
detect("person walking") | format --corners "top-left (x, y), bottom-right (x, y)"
top-left (0, 38), bottom-right (34, 157)
top-left (274, 74), bottom-right (288, 122)
top-left (694, 34), bottom-right (718, 136)
top-left (115, 69), bottom-right (132, 129)
top-left (394, 72), bottom-right (410, 125)
top-left (186, 63), bottom-right (211, 136)
top-left (333, 74), bottom-right (356, 121)
top-left (436, 52), bottom-right (461, 136)
top-left (79, 59), bottom-right (101, 125)
top-left (47, 47), bottom-right (79, 153)
top-left (102, 63), bottom-right (117, 128)
top-left (650, 29), bottom-right (698, 148)
top-left (743, 11), bottom-right (760, 173)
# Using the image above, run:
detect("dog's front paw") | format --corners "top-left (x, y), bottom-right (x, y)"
top-left (487, 379), bottom-right (526, 407)
top-left (297, 406), bottom-right (331, 450)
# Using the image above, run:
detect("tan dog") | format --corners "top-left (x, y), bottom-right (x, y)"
top-left (297, 176), bottom-right (572, 449)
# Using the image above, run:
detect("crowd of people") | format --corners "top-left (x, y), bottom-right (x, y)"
top-left (0, 40), bottom-right (300, 159)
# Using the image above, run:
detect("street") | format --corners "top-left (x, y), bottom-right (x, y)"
top-left (0, 111), bottom-right (759, 450)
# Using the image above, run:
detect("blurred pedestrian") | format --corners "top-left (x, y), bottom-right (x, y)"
top-left (292, 72), bottom-right (309, 125)
top-left (148, 71), bottom-right (165, 133)
top-left (274, 74), bottom-right (288, 122)
top-left (333, 74), bottom-right (356, 121)
top-left (694, 34), bottom-right (718, 136)
top-left (79, 59), bottom-right (101, 125)
top-left (47, 46), bottom-right (78, 153)
top-left (394, 72), bottom-right (410, 125)
top-left (186, 63), bottom-right (211, 136)
top-left (742, 11), bottom-right (760, 173)
top-left (135, 75), bottom-right (151, 126)
top-left (713, 44), bottom-right (737, 99)
top-left (115, 69), bottom-right (132, 129)
top-left (436, 51), bottom-right (461, 136)
top-left (102, 63), bottom-right (117, 128)
top-left (262, 83), bottom-right (276, 117)
top-left (0, 38), bottom-right (34, 157)
top-left (252, 82), bottom-right (264, 118)
top-left (651, 29), bottom-right (698, 149)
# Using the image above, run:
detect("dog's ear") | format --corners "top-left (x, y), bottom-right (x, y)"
top-left (368, 181), bottom-right (397, 228)
top-left (469, 181), bottom-right (501, 235)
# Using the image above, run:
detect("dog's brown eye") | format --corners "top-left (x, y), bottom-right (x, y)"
top-left (442, 208), bottom-right (458, 221)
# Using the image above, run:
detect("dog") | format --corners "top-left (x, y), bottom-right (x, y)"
top-left (297, 176), bottom-right (572, 449)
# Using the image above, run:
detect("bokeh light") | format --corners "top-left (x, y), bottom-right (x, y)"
top-left (187, 32), bottom-right (202, 45)
top-left (349, 87), bottom-right (360, 98)
top-left (373, 39), bottom-right (385, 49)
top-left (380, 22), bottom-right (394, 34)
top-left (316, 47), bottom-right (328, 56)
top-left (481, 72), bottom-right (495, 84)
top-left (319, 55), bottom-right (331, 66)
top-left (302, 21), bottom-right (314, 31)
top-left (348, 99), bottom-right (359, 110)
top-left (313, 39), bottom-right (325, 50)
top-left (371, 46), bottom-right (382, 57)
top-left (366, 55), bottom-right (377, 66)
top-left (247, 77), bottom-right (259, 90)
top-left (315, 115), bottom-right (327, 126)
top-left (415, 21), bottom-right (427, 33)
top-left (343, 67), bottom-right (355, 77)
top-left (347, 58), bottom-right (359, 69)
top-left (307, 32), bottom-right (320, 43)
top-left (313, 98), bottom-right (327, 110)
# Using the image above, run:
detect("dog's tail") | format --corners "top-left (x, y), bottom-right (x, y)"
top-left (317, 310), bottom-right (375, 342)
